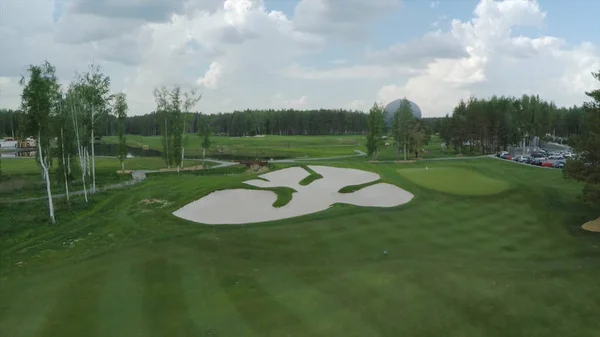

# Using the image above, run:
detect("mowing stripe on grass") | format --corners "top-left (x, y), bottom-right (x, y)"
top-left (38, 269), bottom-right (107, 337)
top-left (254, 269), bottom-right (380, 337)
top-left (215, 270), bottom-right (319, 336)
top-left (139, 256), bottom-right (200, 337)
top-left (0, 276), bottom-right (63, 337)
top-left (97, 253), bottom-right (146, 337)
top-left (176, 246), bottom-right (259, 337)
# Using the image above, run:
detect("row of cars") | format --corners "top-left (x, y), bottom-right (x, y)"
top-left (495, 150), bottom-right (572, 169)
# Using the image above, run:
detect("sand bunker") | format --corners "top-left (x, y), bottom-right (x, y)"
top-left (582, 217), bottom-right (600, 233)
top-left (173, 165), bottom-right (413, 225)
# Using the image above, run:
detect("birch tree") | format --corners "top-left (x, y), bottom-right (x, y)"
top-left (153, 86), bottom-right (172, 168)
top-left (19, 61), bottom-right (59, 223)
top-left (169, 86), bottom-right (184, 171)
top-left (66, 84), bottom-right (89, 202)
top-left (181, 88), bottom-right (202, 168)
top-left (77, 64), bottom-right (112, 194)
top-left (55, 92), bottom-right (77, 203)
top-left (112, 92), bottom-right (128, 171)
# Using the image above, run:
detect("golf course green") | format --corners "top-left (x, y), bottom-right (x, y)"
top-left (1, 157), bottom-right (599, 337)
top-left (397, 167), bottom-right (510, 196)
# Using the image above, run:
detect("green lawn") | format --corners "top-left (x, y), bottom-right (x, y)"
top-left (0, 157), bottom-right (210, 200)
top-left (103, 134), bottom-right (367, 159)
top-left (102, 134), bottom-right (484, 160)
top-left (398, 167), bottom-right (510, 195)
top-left (1, 158), bottom-right (600, 337)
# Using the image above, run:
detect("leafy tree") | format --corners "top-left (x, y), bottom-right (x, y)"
top-left (181, 88), bottom-right (202, 168)
top-left (112, 92), bottom-right (128, 171)
top-left (564, 70), bottom-right (600, 206)
top-left (392, 99), bottom-right (416, 161)
top-left (366, 103), bottom-right (385, 160)
top-left (199, 119), bottom-right (212, 167)
top-left (76, 64), bottom-right (112, 194)
top-left (65, 83), bottom-right (90, 202)
top-left (19, 61), bottom-right (59, 223)
top-left (55, 91), bottom-right (77, 203)
top-left (153, 86), bottom-right (173, 168)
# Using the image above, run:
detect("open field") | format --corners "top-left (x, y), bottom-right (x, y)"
top-left (101, 134), bottom-right (482, 160)
top-left (1, 157), bottom-right (600, 336)
top-left (103, 134), bottom-right (367, 159)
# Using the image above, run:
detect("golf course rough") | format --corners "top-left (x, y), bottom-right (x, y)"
top-left (173, 165), bottom-right (414, 224)
top-left (397, 167), bottom-right (510, 196)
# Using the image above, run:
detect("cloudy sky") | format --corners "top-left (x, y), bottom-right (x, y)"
top-left (0, 0), bottom-right (598, 117)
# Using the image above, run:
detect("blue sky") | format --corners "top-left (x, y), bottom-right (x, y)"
top-left (2, 0), bottom-right (599, 116)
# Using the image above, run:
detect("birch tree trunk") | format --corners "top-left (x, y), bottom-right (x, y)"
top-left (71, 109), bottom-right (88, 202)
top-left (164, 118), bottom-right (170, 168)
top-left (38, 131), bottom-right (55, 224)
top-left (181, 119), bottom-right (185, 169)
top-left (91, 127), bottom-right (96, 193)
top-left (79, 145), bottom-right (88, 202)
top-left (61, 127), bottom-right (70, 202)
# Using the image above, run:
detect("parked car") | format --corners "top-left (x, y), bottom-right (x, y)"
top-left (500, 153), bottom-right (510, 159)
top-left (553, 161), bottom-right (565, 168)
top-left (541, 161), bottom-right (554, 167)
top-left (496, 151), bottom-right (508, 157)
top-left (548, 154), bottom-right (564, 160)
top-left (506, 155), bottom-right (513, 160)
top-left (513, 155), bottom-right (528, 162)
top-left (530, 158), bottom-right (545, 166)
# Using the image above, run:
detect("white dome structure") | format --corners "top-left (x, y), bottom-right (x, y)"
top-left (383, 99), bottom-right (422, 126)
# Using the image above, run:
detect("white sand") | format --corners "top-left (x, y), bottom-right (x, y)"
top-left (173, 165), bottom-right (414, 225)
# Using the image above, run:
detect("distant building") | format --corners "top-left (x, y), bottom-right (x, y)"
top-left (383, 99), bottom-right (422, 127)
top-left (0, 137), bottom-right (18, 149)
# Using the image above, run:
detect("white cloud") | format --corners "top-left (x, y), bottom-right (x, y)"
top-left (197, 61), bottom-right (224, 89)
top-left (347, 99), bottom-right (367, 110)
top-left (0, 0), bottom-right (598, 118)
top-left (271, 92), bottom-right (309, 109)
top-left (430, 1), bottom-right (440, 9)
top-left (376, 0), bottom-right (599, 116)
top-left (293, 0), bottom-right (401, 39)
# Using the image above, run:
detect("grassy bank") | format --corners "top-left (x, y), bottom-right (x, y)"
top-left (0, 157), bottom-right (210, 200)
top-left (1, 158), bottom-right (599, 336)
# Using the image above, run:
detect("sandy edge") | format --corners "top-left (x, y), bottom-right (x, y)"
top-left (582, 217), bottom-right (600, 233)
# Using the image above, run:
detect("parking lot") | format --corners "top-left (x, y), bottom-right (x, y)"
top-left (495, 145), bottom-right (573, 169)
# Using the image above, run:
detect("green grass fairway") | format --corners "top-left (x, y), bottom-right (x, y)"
top-left (398, 166), bottom-right (510, 196)
top-left (103, 134), bottom-right (367, 159)
top-left (1, 159), bottom-right (599, 337)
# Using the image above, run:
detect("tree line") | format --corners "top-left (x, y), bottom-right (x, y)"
top-left (425, 96), bottom-right (587, 154)
top-left (6, 61), bottom-right (129, 224)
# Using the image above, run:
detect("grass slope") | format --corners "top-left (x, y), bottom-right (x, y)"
top-left (1, 158), bottom-right (600, 337)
